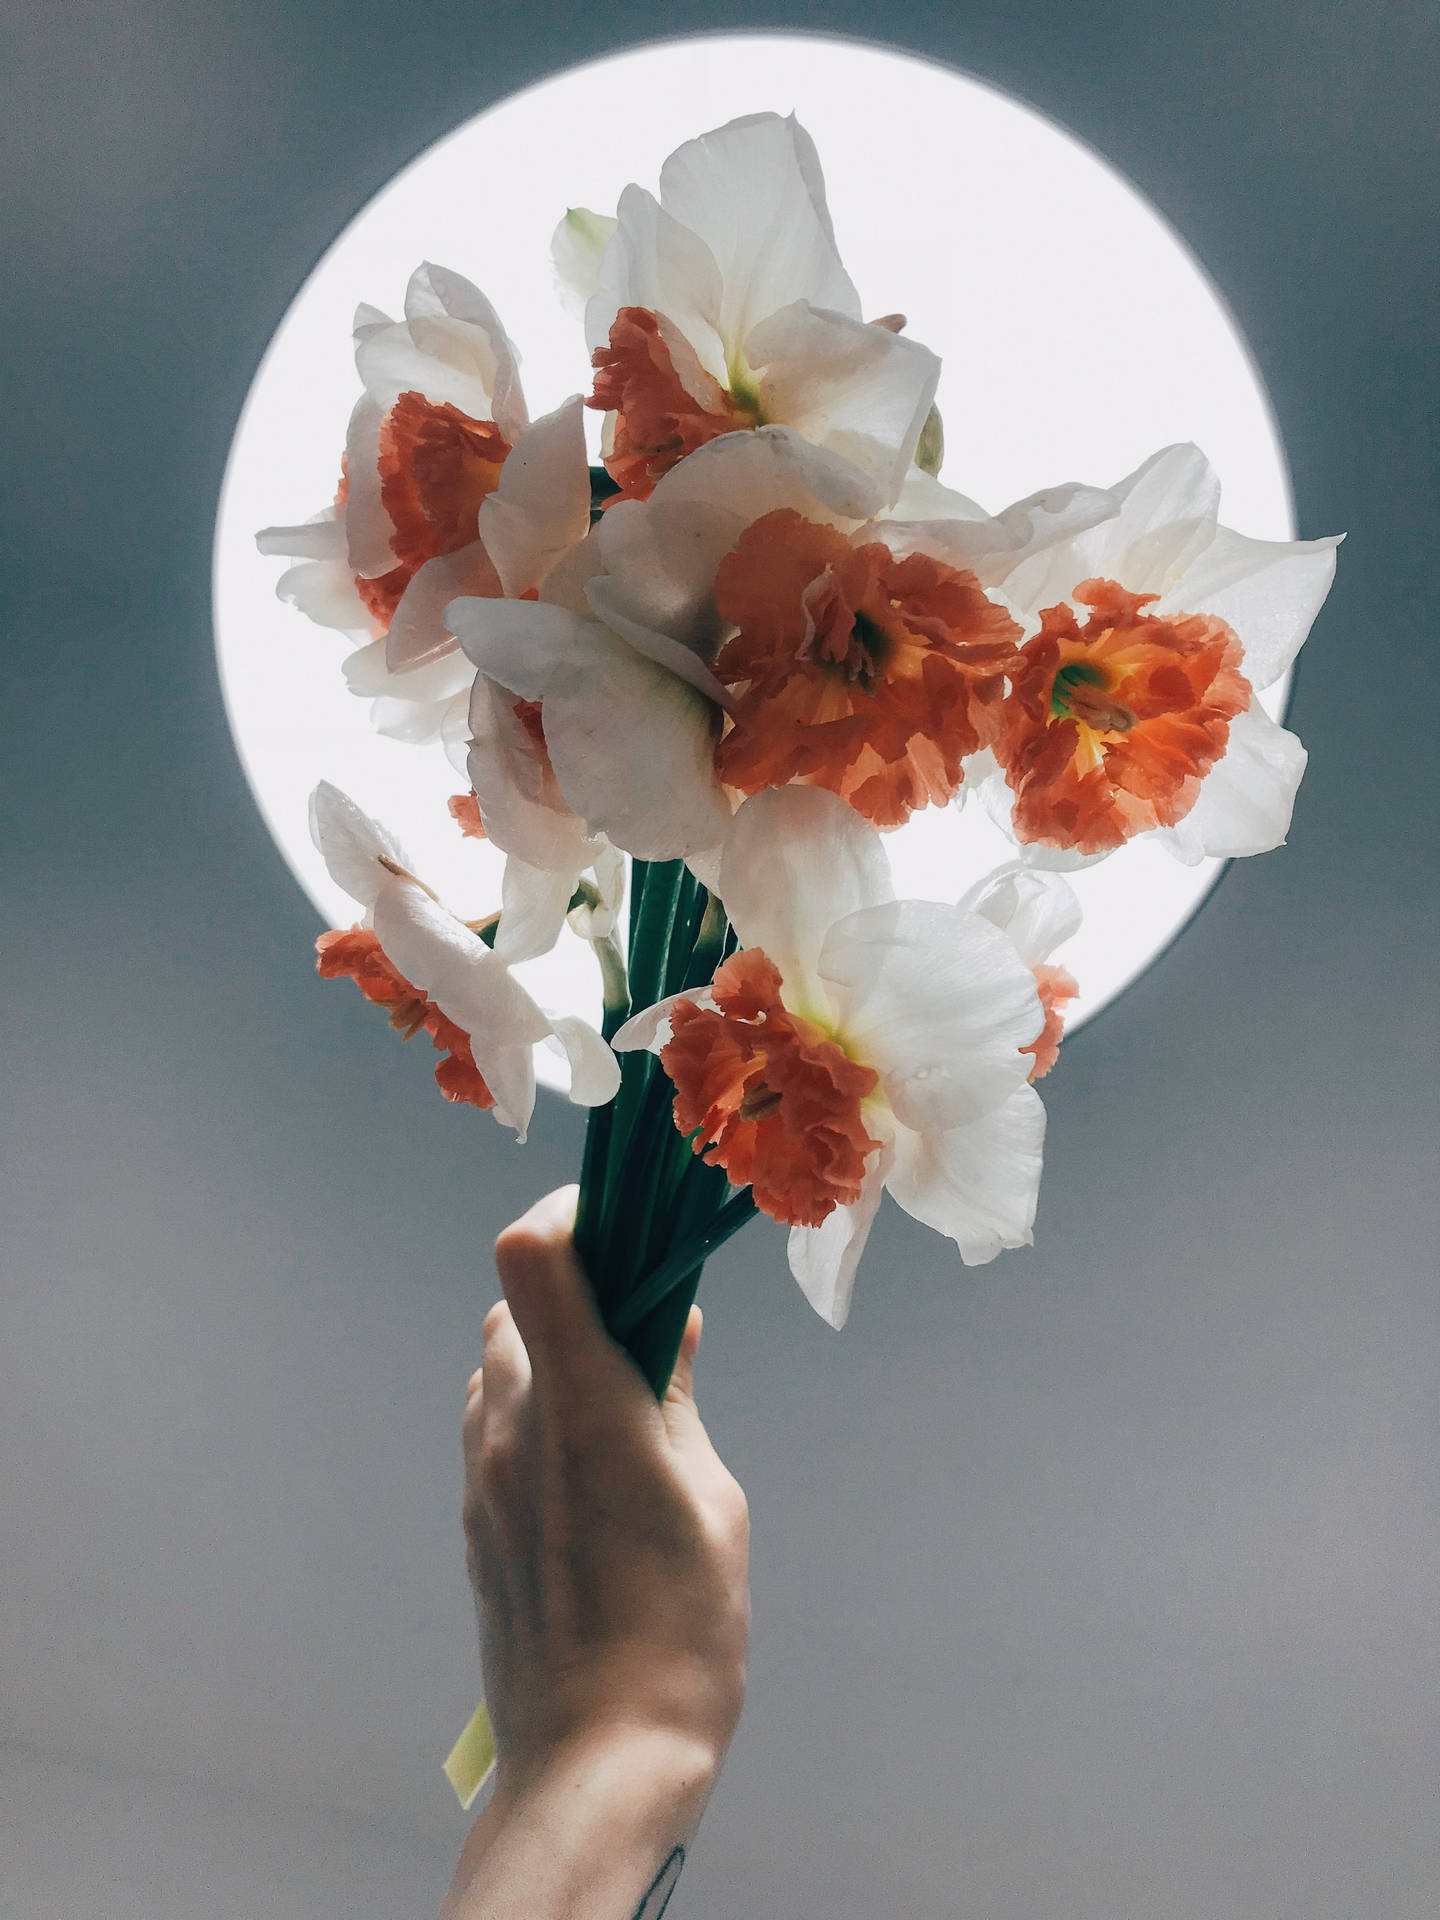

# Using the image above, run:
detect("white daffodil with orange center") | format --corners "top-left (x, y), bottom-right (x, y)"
top-left (918, 444), bottom-right (1341, 863)
top-left (615, 788), bottom-right (1051, 1327)
top-left (709, 506), bottom-right (1022, 827)
top-left (258, 266), bottom-right (590, 747)
top-left (565, 113), bottom-right (940, 507)
top-left (447, 427), bottom-right (1039, 869)
top-left (309, 782), bottom-right (619, 1138)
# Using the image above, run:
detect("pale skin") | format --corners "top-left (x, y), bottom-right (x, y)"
top-left (443, 1186), bottom-right (751, 1920)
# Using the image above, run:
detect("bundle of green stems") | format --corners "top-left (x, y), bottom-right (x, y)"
top-left (572, 859), bottom-right (758, 1398)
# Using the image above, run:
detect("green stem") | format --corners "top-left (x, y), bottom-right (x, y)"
top-left (610, 1190), bottom-right (760, 1339)
top-left (571, 859), bottom-right (740, 1398)
top-left (571, 883), bottom-right (629, 1272)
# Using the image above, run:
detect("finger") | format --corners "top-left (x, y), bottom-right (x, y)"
top-left (494, 1187), bottom-right (632, 1403)
top-left (462, 1365), bottom-right (485, 1450)
top-left (478, 1297), bottom-right (531, 1409)
top-left (663, 1305), bottom-right (703, 1410)
top-left (660, 1305), bottom-right (715, 1451)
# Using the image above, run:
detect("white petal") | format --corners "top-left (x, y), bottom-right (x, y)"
top-left (1155, 523), bottom-right (1341, 690)
top-left (493, 857), bottom-right (576, 964)
top-left (541, 630), bottom-right (734, 860)
top-left (716, 788), bottom-right (893, 999)
top-left (1110, 442), bottom-right (1221, 539)
top-left (274, 557), bottom-right (375, 633)
top-left (886, 1087), bottom-right (1046, 1266)
top-left (343, 637), bottom-right (472, 704)
top-left (308, 782), bottom-right (412, 909)
top-left (372, 881), bottom-right (548, 1138)
top-left (551, 206), bottom-right (618, 317)
top-left (403, 263), bottom-right (527, 441)
top-left (747, 301), bottom-right (940, 509)
top-left (1155, 700), bottom-right (1307, 863)
top-left (647, 420), bottom-right (884, 523)
top-left (568, 841), bottom-right (626, 943)
top-left (1013, 840), bottom-right (1109, 874)
top-left (371, 686), bottom-right (469, 748)
top-left (352, 301), bottom-right (391, 339)
top-left (385, 544), bottom-right (501, 673)
top-left (657, 113), bottom-right (861, 356)
top-left (881, 466), bottom-right (988, 522)
top-left (1079, 443), bottom-right (1223, 597)
top-left (612, 987), bottom-right (715, 1054)
top-left (588, 182), bottom-right (726, 375)
top-left (256, 514), bottom-right (347, 561)
top-left (440, 692), bottom-right (474, 775)
top-left (544, 1015), bottom-right (622, 1107)
top-left (590, 424), bottom-right (879, 662)
top-left (446, 595), bottom-right (586, 700)
top-left (466, 674), bottom-right (598, 872)
top-left (355, 306), bottom-right (500, 427)
top-left (343, 395), bottom-right (394, 580)
top-left (787, 1140), bottom-right (890, 1330)
top-left (958, 864), bottom-right (1082, 969)
top-left (476, 396), bottom-right (592, 599)
top-left (685, 843), bottom-right (723, 894)
top-left (536, 527), bottom-right (606, 617)
top-left (819, 899), bottom-right (1040, 1132)
top-left (894, 481), bottom-right (1119, 594)
top-left (582, 578), bottom-right (734, 707)
top-left (992, 448), bottom-right (1220, 617)
top-left (342, 642), bottom-right (473, 747)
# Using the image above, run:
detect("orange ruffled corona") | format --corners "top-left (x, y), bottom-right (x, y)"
top-left (1025, 963), bottom-right (1079, 1081)
top-left (447, 792), bottom-right (487, 839)
top-left (995, 578), bottom-right (1251, 854)
top-left (712, 511), bottom-right (1022, 828)
top-left (661, 947), bottom-right (881, 1228)
top-left (315, 927), bottom-right (495, 1110)
top-left (343, 392), bottom-right (510, 629)
top-left (588, 306), bottom-right (756, 502)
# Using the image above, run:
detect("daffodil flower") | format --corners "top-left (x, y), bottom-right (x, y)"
top-left (568, 113), bottom-right (940, 506)
top-left (448, 426), bottom-right (1069, 864)
top-left (309, 782), bottom-right (619, 1137)
top-left (447, 548), bottom-right (737, 867)
top-left (614, 788), bottom-right (1049, 1327)
top-left (258, 269), bottom-right (590, 747)
top-left (923, 445), bottom-right (1340, 863)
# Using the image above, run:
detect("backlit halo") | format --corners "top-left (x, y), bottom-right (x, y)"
top-left (214, 33), bottom-right (1294, 1089)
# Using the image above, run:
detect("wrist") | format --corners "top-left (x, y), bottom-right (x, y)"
top-left (445, 1723), bottom-right (722, 1919)
top-left (491, 1719), bottom-right (722, 1827)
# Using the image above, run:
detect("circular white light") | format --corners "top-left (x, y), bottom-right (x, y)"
top-left (214, 33), bottom-right (1293, 1085)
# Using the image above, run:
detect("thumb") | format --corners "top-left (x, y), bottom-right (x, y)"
top-left (660, 1304), bottom-right (706, 1443)
top-left (493, 1187), bottom-right (619, 1396)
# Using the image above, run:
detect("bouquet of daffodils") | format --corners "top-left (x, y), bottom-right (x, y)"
top-left (260, 110), bottom-right (1338, 1395)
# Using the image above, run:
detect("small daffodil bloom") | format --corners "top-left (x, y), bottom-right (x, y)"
top-left (309, 782), bottom-right (619, 1136)
top-left (258, 269), bottom-right (590, 748)
top-left (615, 788), bottom-right (1051, 1327)
top-left (929, 444), bottom-right (1341, 863)
top-left (572, 113), bottom-right (940, 507)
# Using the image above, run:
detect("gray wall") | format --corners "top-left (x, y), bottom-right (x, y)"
top-left (4, 2), bottom-right (1437, 1914)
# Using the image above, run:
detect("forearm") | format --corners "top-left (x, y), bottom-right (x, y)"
top-left (441, 1726), bottom-right (719, 1920)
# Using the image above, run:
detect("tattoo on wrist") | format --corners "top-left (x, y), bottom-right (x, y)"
top-left (633, 1846), bottom-right (686, 1919)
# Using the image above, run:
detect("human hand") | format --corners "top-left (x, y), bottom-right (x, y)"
top-left (444, 1186), bottom-right (749, 1918)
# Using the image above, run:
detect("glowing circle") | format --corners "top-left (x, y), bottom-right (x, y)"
top-left (214, 33), bottom-right (1294, 1087)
